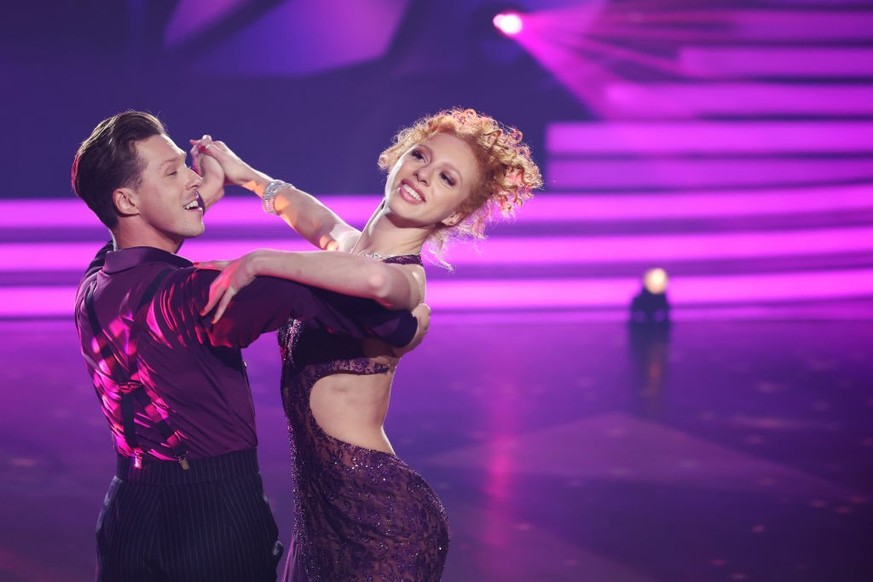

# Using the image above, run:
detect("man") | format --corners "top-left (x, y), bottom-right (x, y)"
top-left (72, 111), bottom-right (421, 581)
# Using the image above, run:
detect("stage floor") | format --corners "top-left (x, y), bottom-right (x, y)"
top-left (1, 315), bottom-right (871, 581)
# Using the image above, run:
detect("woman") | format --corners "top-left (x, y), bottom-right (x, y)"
top-left (196, 109), bottom-right (542, 581)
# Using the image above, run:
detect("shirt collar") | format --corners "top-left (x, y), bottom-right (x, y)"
top-left (103, 246), bottom-right (192, 274)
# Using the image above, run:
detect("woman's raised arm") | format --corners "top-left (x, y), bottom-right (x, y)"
top-left (193, 137), bottom-right (360, 250)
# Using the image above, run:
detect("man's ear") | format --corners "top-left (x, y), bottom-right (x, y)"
top-left (440, 210), bottom-right (465, 228)
top-left (113, 188), bottom-right (139, 217)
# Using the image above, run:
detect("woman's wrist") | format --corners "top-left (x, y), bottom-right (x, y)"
top-left (261, 180), bottom-right (298, 215)
top-left (236, 168), bottom-right (273, 195)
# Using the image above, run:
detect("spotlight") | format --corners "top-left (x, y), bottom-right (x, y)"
top-left (630, 268), bottom-right (670, 325)
top-left (470, 4), bottom-right (527, 67)
top-left (643, 267), bottom-right (669, 295)
top-left (493, 12), bottom-right (523, 36)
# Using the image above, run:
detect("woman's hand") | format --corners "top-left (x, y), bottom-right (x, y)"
top-left (190, 137), bottom-right (225, 209)
top-left (196, 252), bottom-right (262, 323)
top-left (190, 136), bottom-right (258, 187)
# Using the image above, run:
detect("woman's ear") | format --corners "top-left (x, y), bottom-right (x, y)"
top-left (113, 188), bottom-right (139, 217)
top-left (440, 210), bottom-right (465, 228)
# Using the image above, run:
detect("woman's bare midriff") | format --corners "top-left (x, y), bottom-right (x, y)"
top-left (309, 370), bottom-right (397, 455)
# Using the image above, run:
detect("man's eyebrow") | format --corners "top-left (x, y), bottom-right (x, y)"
top-left (160, 152), bottom-right (185, 169)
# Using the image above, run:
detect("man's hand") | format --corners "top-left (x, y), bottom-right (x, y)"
top-left (195, 252), bottom-right (262, 323)
top-left (392, 303), bottom-right (431, 357)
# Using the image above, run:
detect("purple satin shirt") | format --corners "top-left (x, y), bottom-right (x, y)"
top-left (75, 244), bottom-right (416, 460)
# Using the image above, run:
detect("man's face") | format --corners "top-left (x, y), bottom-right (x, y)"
top-left (129, 134), bottom-right (205, 251)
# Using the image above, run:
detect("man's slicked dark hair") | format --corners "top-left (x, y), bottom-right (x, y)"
top-left (72, 110), bottom-right (166, 228)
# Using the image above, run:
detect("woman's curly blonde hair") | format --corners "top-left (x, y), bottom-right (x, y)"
top-left (378, 108), bottom-right (543, 266)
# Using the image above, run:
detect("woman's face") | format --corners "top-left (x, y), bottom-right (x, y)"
top-left (383, 132), bottom-right (481, 229)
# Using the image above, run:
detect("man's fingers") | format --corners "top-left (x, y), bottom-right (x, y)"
top-left (194, 260), bottom-right (228, 271)
top-left (201, 288), bottom-right (219, 317)
top-left (201, 274), bottom-right (226, 316)
top-left (212, 290), bottom-right (234, 323)
top-left (412, 303), bottom-right (432, 328)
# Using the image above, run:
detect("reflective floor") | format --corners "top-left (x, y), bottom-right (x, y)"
top-left (1, 315), bottom-right (871, 581)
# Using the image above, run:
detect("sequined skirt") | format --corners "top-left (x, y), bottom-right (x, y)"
top-left (282, 361), bottom-right (449, 582)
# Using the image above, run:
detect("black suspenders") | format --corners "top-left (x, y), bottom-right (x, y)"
top-left (85, 271), bottom-right (190, 470)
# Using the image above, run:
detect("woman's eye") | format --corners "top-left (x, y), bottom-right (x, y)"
top-left (411, 150), bottom-right (424, 160)
top-left (441, 173), bottom-right (455, 186)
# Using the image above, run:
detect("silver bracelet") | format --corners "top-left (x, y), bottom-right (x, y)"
top-left (262, 179), bottom-right (294, 215)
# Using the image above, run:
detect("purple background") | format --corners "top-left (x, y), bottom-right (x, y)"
top-left (3, 0), bottom-right (872, 317)
top-left (0, 0), bottom-right (581, 198)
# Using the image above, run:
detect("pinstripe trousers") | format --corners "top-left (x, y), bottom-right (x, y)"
top-left (96, 449), bottom-right (283, 581)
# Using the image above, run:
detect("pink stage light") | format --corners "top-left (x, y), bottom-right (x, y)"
top-left (6, 225), bottom-right (873, 271)
top-left (548, 158), bottom-right (873, 190)
top-left (4, 185), bottom-right (872, 228)
top-left (8, 269), bottom-right (872, 317)
top-left (681, 47), bottom-right (873, 79)
top-left (547, 121), bottom-right (873, 154)
top-left (498, 2), bottom-right (621, 115)
top-left (493, 12), bottom-right (524, 36)
top-left (603, 83), bottom-right (873, 118)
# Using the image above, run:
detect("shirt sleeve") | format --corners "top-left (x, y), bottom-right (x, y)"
top-left (172, 270), bottom-right (417, 349)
